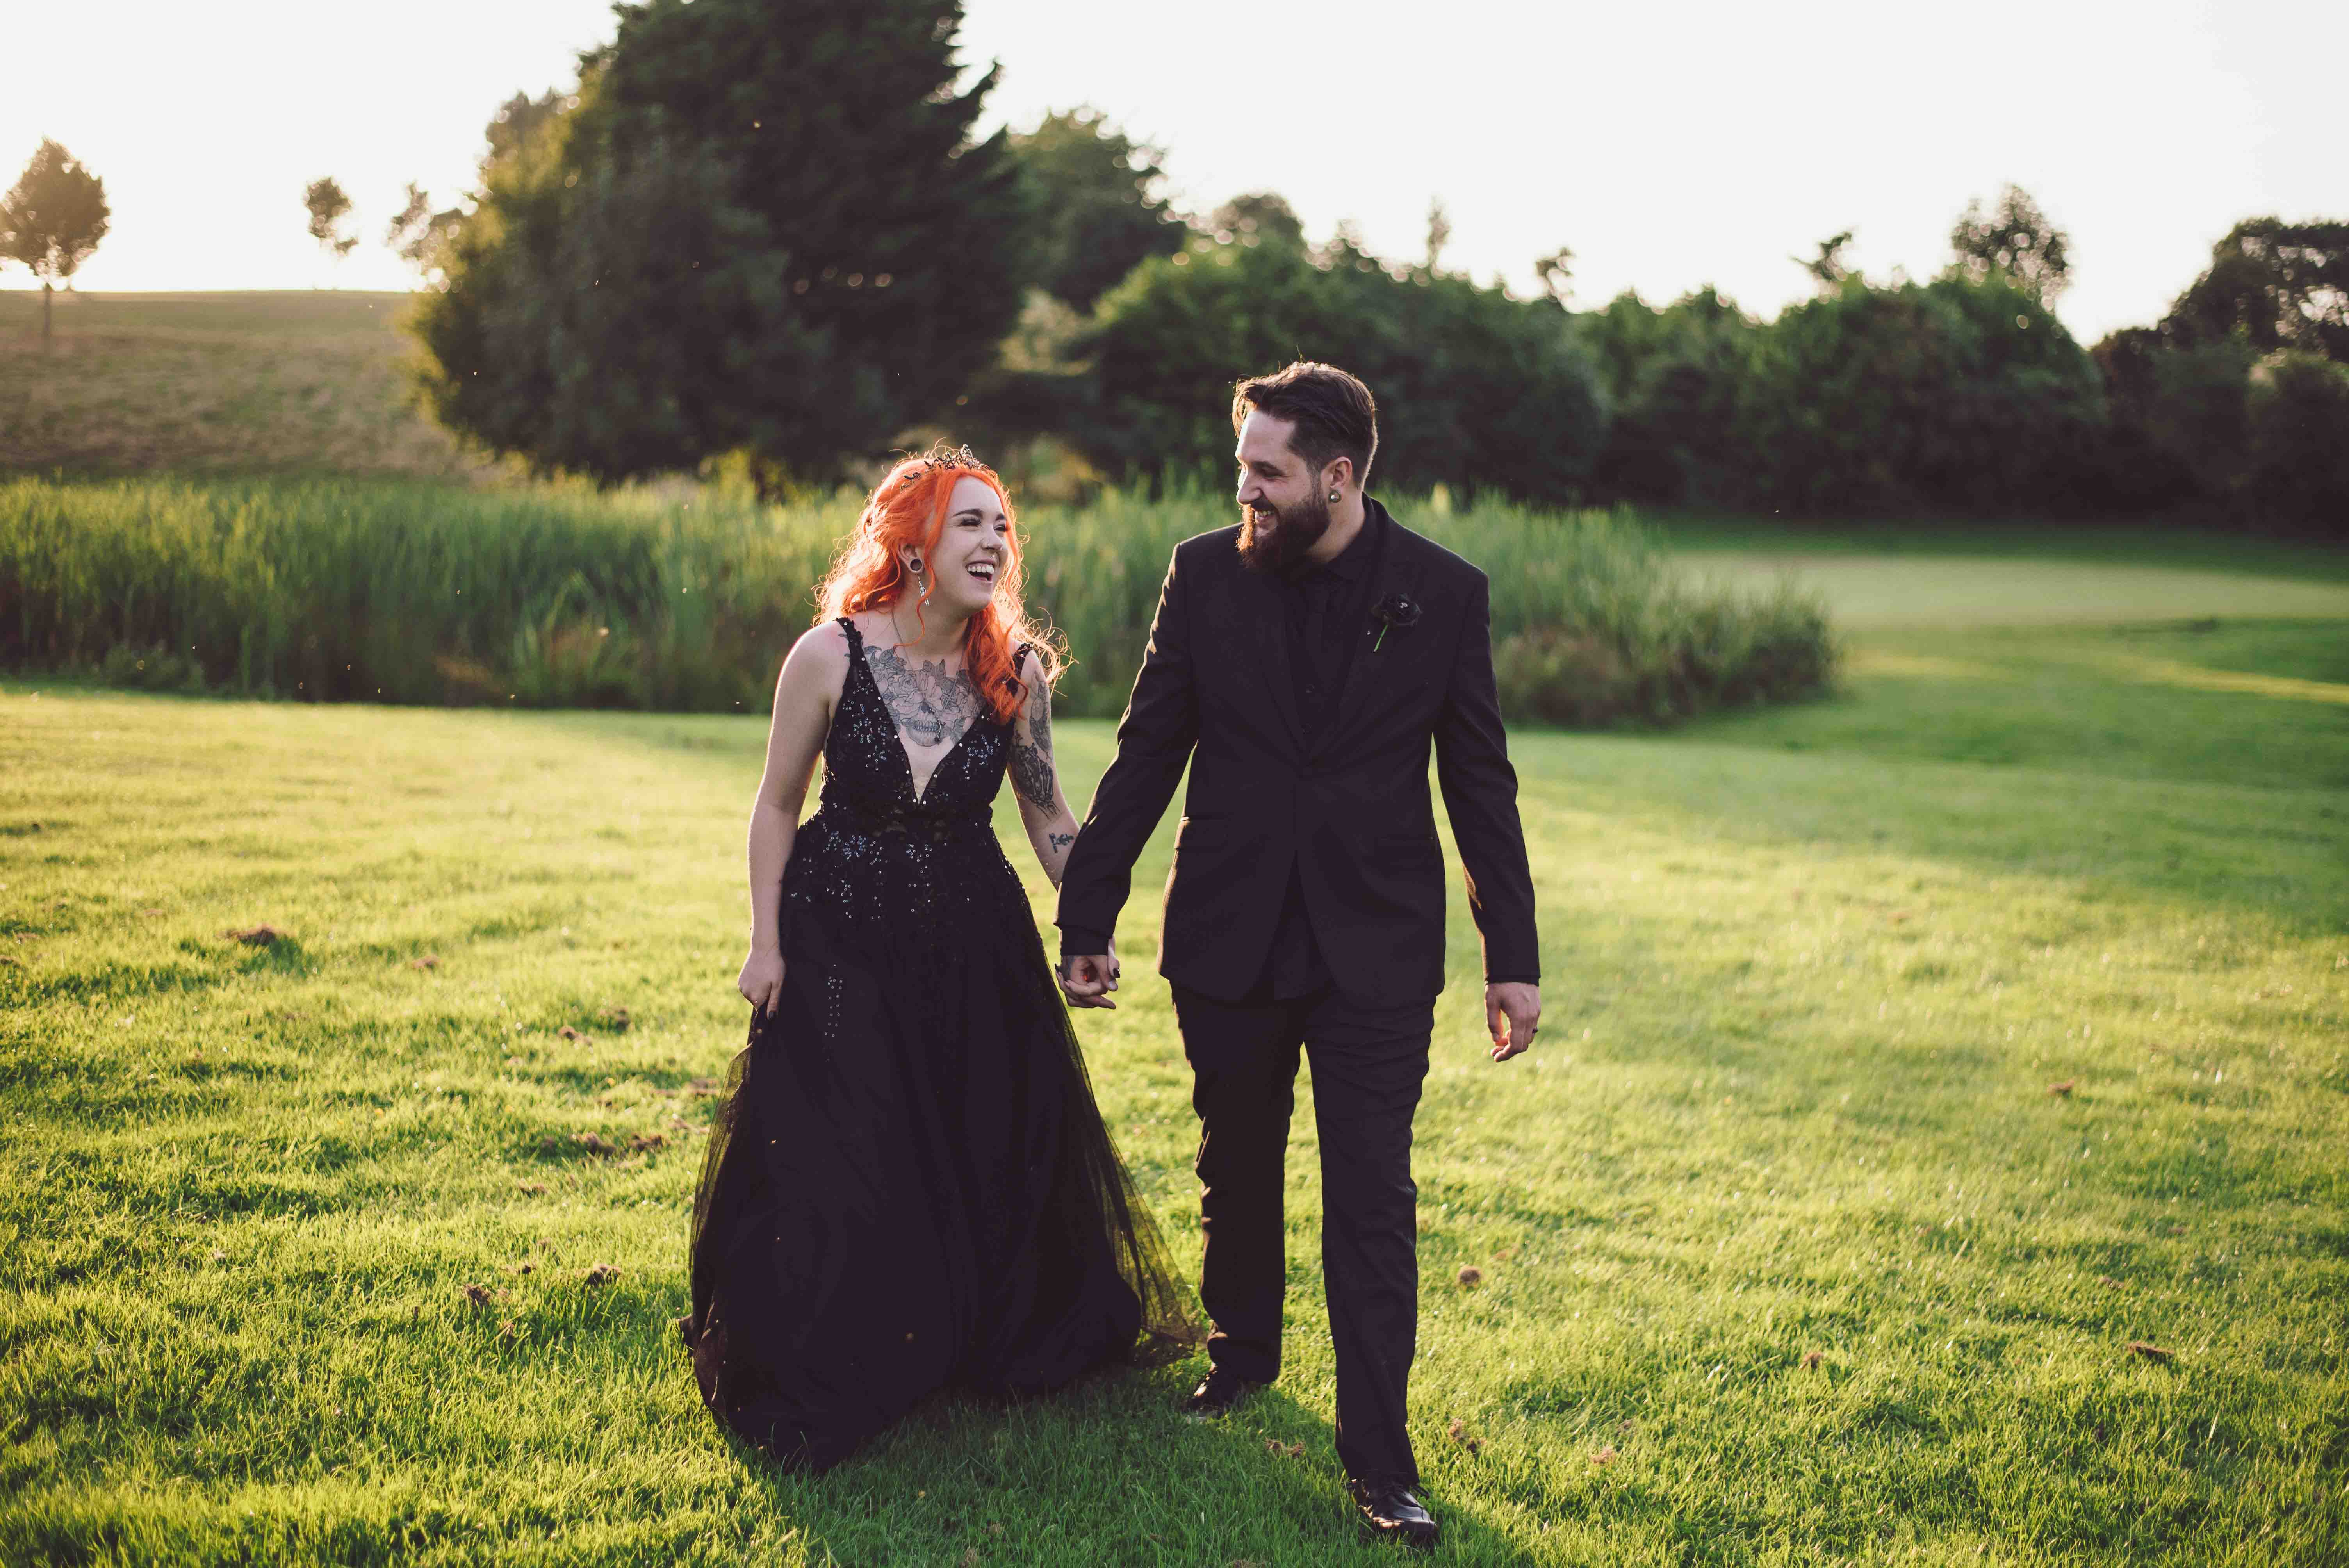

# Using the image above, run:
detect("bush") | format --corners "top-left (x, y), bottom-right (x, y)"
top-left (0, 476), bottom-right (1835, 730)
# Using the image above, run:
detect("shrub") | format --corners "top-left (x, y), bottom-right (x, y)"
top-left (0, 476), bottom-right (1835, 730)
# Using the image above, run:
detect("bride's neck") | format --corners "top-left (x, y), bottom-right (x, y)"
top-left (881, 597), bottom-right (973, 664)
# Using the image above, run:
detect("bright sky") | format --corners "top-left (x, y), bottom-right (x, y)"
top-left (6, 0), bottom-right (2337, 344)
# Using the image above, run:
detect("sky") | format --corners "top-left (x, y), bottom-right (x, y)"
top-left (4, 0), bottom-right (2338, 344)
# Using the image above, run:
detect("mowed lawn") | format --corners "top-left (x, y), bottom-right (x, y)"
top-left (3, 539), bottom-right (2346, 1566)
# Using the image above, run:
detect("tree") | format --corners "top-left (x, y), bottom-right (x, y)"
top-left (1533, 246), bottom-right (1574, 306)
top-left (1068, 231), bottom-right (1611, 502)
top-left (413, 0), bottom-right (1029, 489)
top-left (1207, 192), bottom-right (1305, 250)
top-left (1, 140), bottom-right (110, 340)
top-left (1950, 184), bottom-right (2071, 302)
top-left (303, 178), bottom-right (358, 277)
top-left (483, 89), bottom-right (571, 172)
top-left (2163, 217), bottom-right (2349, 365)
top-left (1743, 274), bottom-right (2106, 514)
top-left (1424, 198), bottom-right (1452, 272)
top-left (1007, 107), bottom-right (1184, 312)
top-left (1795, 230), bottom-right (1856, 294)
top-left (385, 182), bottom-right (464, 285)
top-left (1581, 287), bottom-right (1761, 504)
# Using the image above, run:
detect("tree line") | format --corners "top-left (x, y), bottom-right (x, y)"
top-left (7, 0), bottom-right (2343, 531)
top-left (399, 0), bottom-right (2343, 531)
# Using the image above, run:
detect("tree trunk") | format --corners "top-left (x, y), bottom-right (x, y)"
top-left (40, 282), bottom-right (52, 342)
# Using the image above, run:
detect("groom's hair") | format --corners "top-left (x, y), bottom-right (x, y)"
top-left (1232, 362), bottom-right (1378, 488)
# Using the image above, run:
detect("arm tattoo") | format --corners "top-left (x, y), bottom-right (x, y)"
top-left (1009, 684), bottom-right (1055, 808)
top-left (864, 644), bottom-right (980, 745)
top-left (1049, 831), bottom-right (1075, 854)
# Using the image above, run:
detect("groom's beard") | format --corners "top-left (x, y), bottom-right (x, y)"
top-left (1237, 489), bottom-right (1332, 575)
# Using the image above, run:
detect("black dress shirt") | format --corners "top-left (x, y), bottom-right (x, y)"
top-left (1260, 513), bottom-right (1381, 996)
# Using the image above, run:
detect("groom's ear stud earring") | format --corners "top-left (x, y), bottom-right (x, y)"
top-left (1328, 490), bottom-right (1340, 504)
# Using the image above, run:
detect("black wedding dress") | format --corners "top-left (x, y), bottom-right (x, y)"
top-left (682, 620), bottom-right (1196, 1470)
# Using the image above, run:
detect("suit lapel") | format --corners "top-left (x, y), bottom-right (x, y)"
top-left (1325, 504), bottom-right (1410, 745)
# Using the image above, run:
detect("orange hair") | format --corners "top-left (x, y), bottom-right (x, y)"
top-left (816, 445), bottom-right (1060, 726)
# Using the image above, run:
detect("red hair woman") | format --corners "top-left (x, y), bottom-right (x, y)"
top-left (680, 444), bottom-right (1194, 1469)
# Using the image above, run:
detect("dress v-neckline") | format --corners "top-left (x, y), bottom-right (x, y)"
top-left (894, 711), bottom-right (977, 805)
top-left (850, 625), bottom-right (979, 805)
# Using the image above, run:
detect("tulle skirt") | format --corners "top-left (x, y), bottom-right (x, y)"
top-left (681, 828), bottom-right (1195, 1470)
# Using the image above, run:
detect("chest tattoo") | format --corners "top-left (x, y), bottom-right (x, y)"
top-left (865, 644), bottom-right (980, 748)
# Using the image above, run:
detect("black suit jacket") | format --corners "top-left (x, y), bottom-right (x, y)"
top-left (1055, 499), bottom-right (1540, 1008)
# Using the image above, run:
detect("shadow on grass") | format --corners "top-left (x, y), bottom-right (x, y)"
top-left (704, 1368), bottom-right (1538, 1565)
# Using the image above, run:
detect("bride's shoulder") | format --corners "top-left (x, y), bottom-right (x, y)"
top-left (777, 620), bottom-right (856, 698)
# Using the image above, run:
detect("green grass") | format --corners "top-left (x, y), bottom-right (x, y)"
top-left (0, 291), bottom-right (485, 480)
top-left (3, 540), bottom-right (2347, 1565)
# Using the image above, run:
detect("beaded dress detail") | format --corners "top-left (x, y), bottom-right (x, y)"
top-left (683, 619), bottom-right (1194, 1470)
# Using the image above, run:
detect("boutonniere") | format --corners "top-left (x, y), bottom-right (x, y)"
top-left (1369, 593), bottom-right (1421, 652)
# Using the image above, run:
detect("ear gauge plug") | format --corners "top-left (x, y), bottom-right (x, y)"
top-left (1328, 490), bottom-right (1340, 504)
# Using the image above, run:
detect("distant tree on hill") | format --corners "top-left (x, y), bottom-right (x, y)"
top-left (303, 178), bottom-right (358, 279)
top-left (413, 0), bottom-right (1028, 490)
top-left (1949, 184), bottom-right (2071, 301)
top-left (1007, 107), bottom-right (1185, 312)
top-left (2, 139), bottom-right (111, 340)
top-left (385, 182), bottom-right (464, 285)
top-left (2162, 217), bottom-right (2349, 364)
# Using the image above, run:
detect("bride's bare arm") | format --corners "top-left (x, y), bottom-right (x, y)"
top-left (740, 624), bottom-right (847, 1014)
top-left (1008, 661), bottom-right (1084, 889)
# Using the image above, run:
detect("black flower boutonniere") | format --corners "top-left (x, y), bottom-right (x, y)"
top-left (1369, 593), bottom-right (1421, 652)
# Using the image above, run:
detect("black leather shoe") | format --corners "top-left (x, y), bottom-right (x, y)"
top-left (1178, 1365), bottom-right (1259, 1420)
top-left (1349, 1477), bottom-right (1438, 1550)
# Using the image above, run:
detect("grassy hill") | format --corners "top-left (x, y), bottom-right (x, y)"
top-left (0, 291), bottom-right (491, 480)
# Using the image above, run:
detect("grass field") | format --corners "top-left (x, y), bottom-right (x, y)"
top-left (3, 538), bottom-right (2347, 1566)
top-left (0, 292), bottom-right (488, 480)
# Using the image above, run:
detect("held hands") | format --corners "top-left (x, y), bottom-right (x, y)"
top-left (738, 946), bottom-right (786, 1018)
top-left (1058, 948), bottom-right (1121, 1010)
top-left (1485, 982), bottom-right (1540, 1062)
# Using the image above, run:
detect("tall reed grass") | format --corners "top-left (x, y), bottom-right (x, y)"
top-left (0, 475), bottom-right (1834, 726)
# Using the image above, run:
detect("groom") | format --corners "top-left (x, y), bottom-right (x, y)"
top-left (1057, 362), bottom-right (1541, 1549)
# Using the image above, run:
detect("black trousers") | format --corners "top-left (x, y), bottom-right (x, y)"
top-left (1171, 982), bottom-right (1434, 1486)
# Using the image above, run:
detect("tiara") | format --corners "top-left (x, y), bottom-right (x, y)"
top-left (898, 443), bottom-right (983, 485)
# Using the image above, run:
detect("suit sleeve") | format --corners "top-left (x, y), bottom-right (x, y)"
top-left (1055, 545), bottom-right (1200, 958)
top-left (1432, 572), bottom-right (1541, 984)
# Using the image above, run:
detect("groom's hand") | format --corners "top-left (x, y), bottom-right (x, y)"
top-left (1485, 982), bottom-right (1540, 1062)
top-left (1059, 953), bottom-right (1121, 1010)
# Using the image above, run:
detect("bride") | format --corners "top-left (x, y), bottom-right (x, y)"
top-left (680, 444), bottom-right (1194, 1469)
